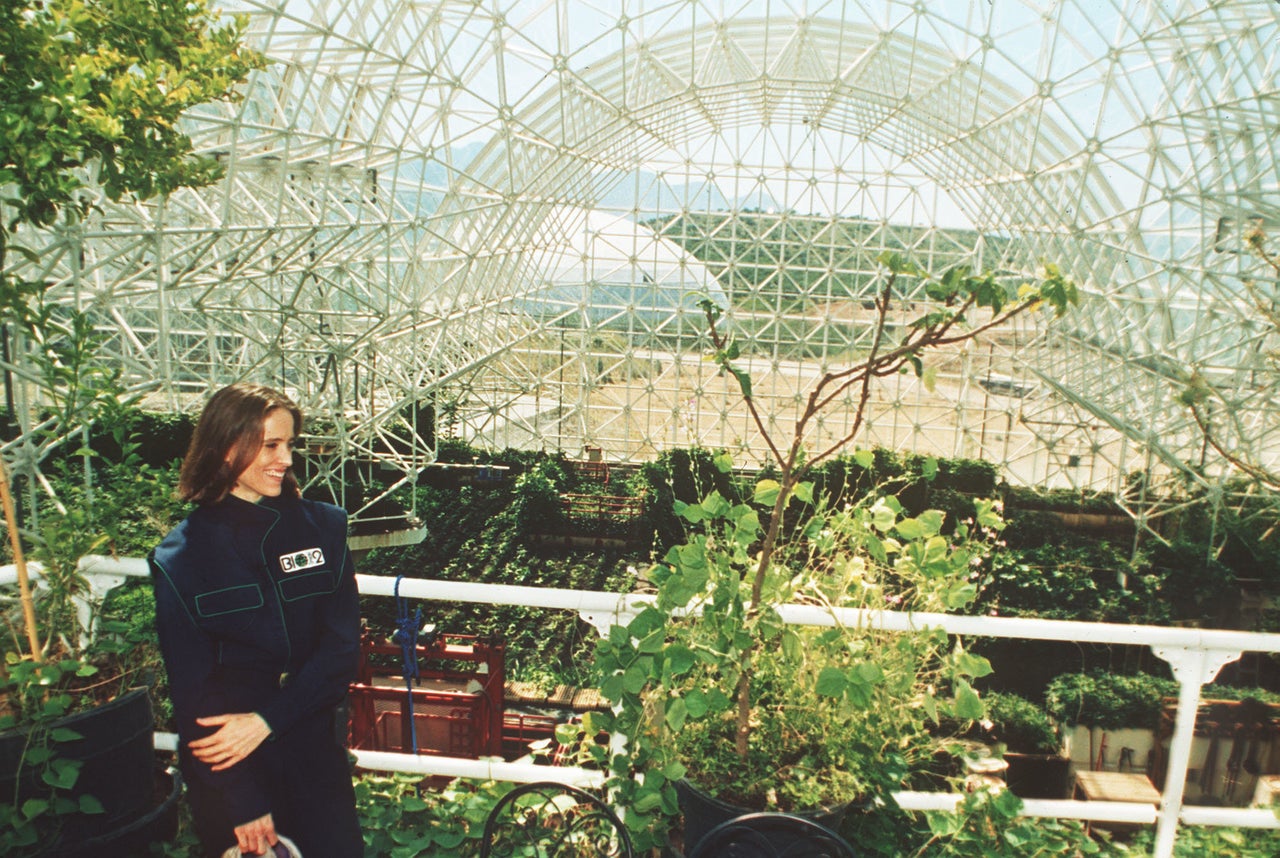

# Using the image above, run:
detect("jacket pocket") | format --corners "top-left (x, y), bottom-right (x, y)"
top-left (195, 583), bottom-right (264, 617)
top-left (278, 569), bottom-right (337, 602)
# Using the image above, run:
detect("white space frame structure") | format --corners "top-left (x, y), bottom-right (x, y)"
top-left (5, 0), bottom-right (1279, 535)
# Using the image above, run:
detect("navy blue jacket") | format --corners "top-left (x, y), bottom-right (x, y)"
top-left (150, 494), bottom-right (360, 826)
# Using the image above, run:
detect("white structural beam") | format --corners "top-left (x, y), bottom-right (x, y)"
top-left (1, 0), bottom-right (1276, 537)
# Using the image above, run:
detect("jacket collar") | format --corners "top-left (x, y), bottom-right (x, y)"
top-left (202, 492), bottom-right (289, 524)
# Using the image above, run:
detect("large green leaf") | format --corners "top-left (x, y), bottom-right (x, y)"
top-left (664, 644), bottom-right (696, 678)
top-left (815, 666), bottom-right (847, 698)
top-left (953, 679), bottom-right (985, 720)
top-left (753, 479), bottom-right (781, 507)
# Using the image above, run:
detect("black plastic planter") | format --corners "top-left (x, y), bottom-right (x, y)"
top-left (1004, 752), bottom-right (1073, 799)
top-left (0, 688), bottom-right (154, 847)
top-left (675, 778), bottom-right (854, 856)
top-left (55, 765), bottom-right (182, 858)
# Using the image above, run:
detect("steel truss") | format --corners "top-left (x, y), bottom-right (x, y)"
top-left (4, 0), bottom-right (1278, 537)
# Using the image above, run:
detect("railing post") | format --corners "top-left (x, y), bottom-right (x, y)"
top-left (1149, 646), bottom-right (1241, 858)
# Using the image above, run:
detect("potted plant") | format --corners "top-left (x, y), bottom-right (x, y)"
top-left (586, 255), bottom-right (1079, 851)
top-left (0, 1), bottom-right (261, 852)
top-left (967, 691), bottom-right (1072, 799)
top-left (1044, 671), bottom-right (1176, 775)
top-left (628, 480), bottom-right (1006, 852)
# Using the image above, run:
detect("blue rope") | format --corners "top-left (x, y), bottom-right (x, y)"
top-left (392, 575), bottom-right (423, 753)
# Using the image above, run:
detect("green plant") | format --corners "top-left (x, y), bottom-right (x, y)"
top-left (974, 692), bottom-right (1061, 756)
top-left (589, 465), bottom-right (1005, 848)
top-left (587, 255), bottom-right (1077, 849)
top-left (354, 774), bottom-right (504, 857)
top-left (1146, 539), bottom-right (1236, 625)
top-left (915, 786), bottom-right (1121, 856)
top-left (695, 254), bottom-right (1076, 757)
top-left (1044, 671), bottom-right (1177, 731)
top-left (0, 656), bottom-right (104, 853)
top-left (510, 461), bottom-right (567, 533)
top-left (974, 543), bottom-right (1156, 623)
top-left (1000, 486), bottom-right (1122, 516)
top-left (147, 794), bottom-right (201, 857)
top-left (145, 775), bottom-right (510, 858)
top-left (1127, 824), bottom-right (1280, 857)
top-left (1200, 684), bottom-right (1280, 705)
top-left (935, 458), bottom-right (1000, 497)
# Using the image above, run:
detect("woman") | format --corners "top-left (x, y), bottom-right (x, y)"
top-left (151, 383), bottom-right (363, 857)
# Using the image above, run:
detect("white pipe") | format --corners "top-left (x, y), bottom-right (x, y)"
top-left (1017, 798), bottom-right (1156, 824)
top-left (1150, 648), bottom-right (1240, 857)
top-left (79, 555), bottom-right (150, 577)
top-left (1180, 806), bottom-right (1280, 829)
top-left (366, 575), bottom-right (1280, 652)
top-left (890, 792), bottom-right (1157, 824)
top-left (1, 562), bottom-right (1278, 657)
top-left (890, 791), bottom-right (962, 812)
top-left (350, 749), bottom-right (606, 788)
top-left (776, 603), bottom-right (1280, 652)
top-left (355, 574), bottom-right (649, 616)
top-left (0, 554), bottom-right (149, 587)
top-left (151, 734), bottom-right (1280, 829)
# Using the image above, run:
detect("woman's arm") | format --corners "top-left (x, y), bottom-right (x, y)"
top-left (150, 554), bottom-right (275, 828)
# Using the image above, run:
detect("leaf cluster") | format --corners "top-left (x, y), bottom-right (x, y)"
top-left (1043, 671), bottom-right (1177, 731)
top-left (917, 787), bottom-right (1121, 857)
top-left (1127, 823), bottom-right (1280, 857)
top-left (0, 0), bottom-right (263, 229)
top-left (353, 774), bottom-right (503, 857)
top-left (0, 655), bottom-right (103, 856)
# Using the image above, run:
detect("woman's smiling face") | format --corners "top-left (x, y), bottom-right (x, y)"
top-left (229, 407), bottom-right (295, 503)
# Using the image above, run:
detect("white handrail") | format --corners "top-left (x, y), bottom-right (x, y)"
top-left (5, 556), bottom-right (1280, 857)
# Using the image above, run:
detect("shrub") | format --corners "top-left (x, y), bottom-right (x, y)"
top-left (510, 462), bottom-right (566, 532)
top-left (917, 787), bottom-right (1124, 857)
top-left (973, 544), bottom-right (1158, 623)
top-left (934, 458), bottom-right (999, 496)
top-left (1128, 825), bottom-right (1280, 857)
top-left (979, 692), bottom-right (1061, 755)
top-left (1002, 485), bottom-right (1122, 515)
top-left (1147, 539), bottom-right (1236, 624)
top-left (1044, 671), bottom-right (1177, 730)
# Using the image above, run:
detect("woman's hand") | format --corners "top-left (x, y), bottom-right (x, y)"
top-left (234, 812), bottom-right (278, 855)
top-left (190, 712), bottom-right (272, 771)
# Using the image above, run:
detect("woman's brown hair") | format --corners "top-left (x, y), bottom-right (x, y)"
top-left (178, 383), bottom-right (303, 504)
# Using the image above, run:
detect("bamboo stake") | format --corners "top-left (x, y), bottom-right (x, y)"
top-left (0, 455), bottom-right (41, 661)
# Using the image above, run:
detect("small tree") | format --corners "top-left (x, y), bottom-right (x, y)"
top-left (701, 253), bottom-right (1079, 761)
top-left (0, 0), bottom-right (263, 659)
top-left (592, 254), bottom-right (1078, 849)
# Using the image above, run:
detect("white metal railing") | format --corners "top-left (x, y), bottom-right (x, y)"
top-left (4, 556), bottom-right (1280, 858)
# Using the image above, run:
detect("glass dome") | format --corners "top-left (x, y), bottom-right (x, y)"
top-left (11, 0), bottom-right (1279, 531)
